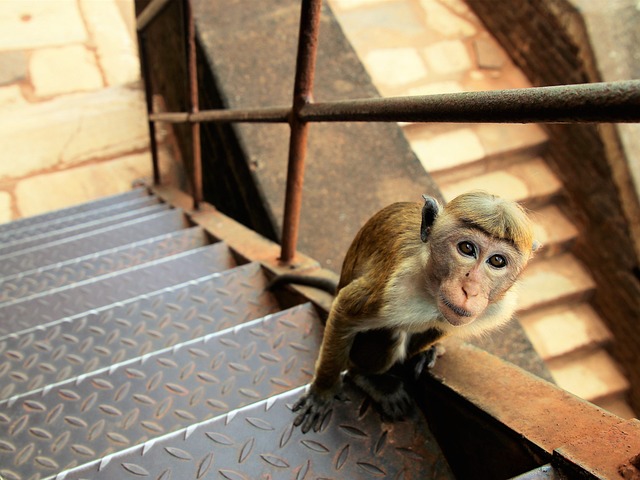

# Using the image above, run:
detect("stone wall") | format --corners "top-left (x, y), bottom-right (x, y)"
top-left (0, 0), bottom-right (152, 222)
top-left (465, 0), bottom-right (640, 413)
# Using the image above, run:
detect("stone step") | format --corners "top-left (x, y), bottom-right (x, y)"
top-left (412, 123), bottom-right (547, 184)
top-left (0, 209), bottom-right (189, 278)
top-left (60, 382), bottom-right (453, 480)
top-left (519, 303), bottom-right (613, 361)
top-left (0, 188), bottom-right (149, 235)
top-left (0, 193), bottom-right (160, 244)
top-left (530, 205), bottom-right (579, 258)
top-left (547, 349), bottom-right (630, 403)
top-left (0, 262), bottom-right (279, 401)
top-left (439, 157), bottom-right (562, 209)
top-left (0, 226), bottom-right (209, 305)
top-left (0, 304), bottom-right (323, 480)
top-left (596, 395), bottom-right (637, 420)
top-left (0, 242), bottom-right (236, 336)
top-left (0, 203), bottom-right (170, 256)
top-left (517, 253), bottom-right (596, 314)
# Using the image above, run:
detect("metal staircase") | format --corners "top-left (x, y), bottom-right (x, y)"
top-left (0, 187), bottom-right (455, 480)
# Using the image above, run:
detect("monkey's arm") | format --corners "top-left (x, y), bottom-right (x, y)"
top-left (405, 328), bottom-right (448, 378)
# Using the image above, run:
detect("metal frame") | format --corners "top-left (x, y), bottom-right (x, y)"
top-left (135, 0), bottom-right (640, 265)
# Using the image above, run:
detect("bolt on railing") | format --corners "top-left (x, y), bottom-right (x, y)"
top-left (136, 0), bottom-right (640, 265)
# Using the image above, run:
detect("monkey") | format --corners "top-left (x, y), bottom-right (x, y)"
top-left (291, 191), bottom-right (539, 433)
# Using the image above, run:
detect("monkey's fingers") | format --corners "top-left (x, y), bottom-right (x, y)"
top-left (291, 391), bottom-right (334, 433)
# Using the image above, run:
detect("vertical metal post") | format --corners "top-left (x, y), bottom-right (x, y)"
top-left (137, 31), bottom-right (161, 185)
top-left (280, 0), bottom-right (322, 264)
top-left (185, 0), bottom-right (202, 210)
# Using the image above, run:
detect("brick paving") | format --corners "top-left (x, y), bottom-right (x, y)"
top-left (0, 0), bottom-right (149, 222)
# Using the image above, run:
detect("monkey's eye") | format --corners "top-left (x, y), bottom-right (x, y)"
top-left (488, 254), bottom-right (507, 268)
top-left (457, 241), bottom-right (476, 258)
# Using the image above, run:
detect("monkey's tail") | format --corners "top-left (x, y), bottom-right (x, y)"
top-left (267, 274), bottom-right (337, 296)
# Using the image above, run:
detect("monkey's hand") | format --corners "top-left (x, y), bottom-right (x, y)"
top-left (292, 386), bottom-right (341, 433)
top-left (409, 343), bottom-right (446, 380)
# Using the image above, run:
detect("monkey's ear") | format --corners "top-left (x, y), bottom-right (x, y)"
top-left (421, 195), bottom-right (440, 243)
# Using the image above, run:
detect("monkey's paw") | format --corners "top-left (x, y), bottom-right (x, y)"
top-left (409, 343), bottom-right (447, 379)
top-left (292, 389), bottom-right (338, 433)
top-left (377, 385), bottom-right (414, 421)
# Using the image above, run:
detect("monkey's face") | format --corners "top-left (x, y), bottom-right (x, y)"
top-left (427, 227), bottom-right (528, 327)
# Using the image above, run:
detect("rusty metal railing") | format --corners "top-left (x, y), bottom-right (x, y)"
top-left (136, 0), bottom-right (640, 265)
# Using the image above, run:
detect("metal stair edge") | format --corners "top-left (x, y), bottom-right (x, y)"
top-left (0, 208), bottom-right (187, 263)
top-left (0, 203), bottom-right (170, 255)
top-left (0, 225), bottom-right (208, 286)
top-left (0, 194), bottom-right (161, 243)
top-left (0, 260), bottom-right (261, 344)
top-left (0, 188), bottom-right (150, 233)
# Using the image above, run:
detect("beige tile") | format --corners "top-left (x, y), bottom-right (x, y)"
top-left (364, 48), bottom-right (428, 87)
top-left (30, 45), bottom-right (103, 98)
top-left (0, 191), bottom-right (13, 223)
top-left (411, 128), bottom-right (485, 173)
top-left (0, 86), bottom-right (149, 180)
top-left (548, 350), bottom-right (630, 401)
top-left (0, 0), bottom-right (86, 50)
top-left (80, 0), bottom-right (140, 86)
top-left (0, 85), bottom-right (25, 107)
top-left (520, 303), bottom-right (613, 360)
top-left (419, 0), bottom-right (476, 38)
top-left (423, 40), bottom-right (472, 75)
top-left (440, 170), bottom-right (529, 202)
top-left (15, 152), bottom-right (151, 217)
top-left (518, 253), bottom-right (596, 313)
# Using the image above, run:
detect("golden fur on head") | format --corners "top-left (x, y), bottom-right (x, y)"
top-left (446, 191), bottom-right (535, 254)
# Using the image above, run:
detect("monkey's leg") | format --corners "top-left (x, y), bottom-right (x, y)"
top-left (348, 328), bottom-right (414, 421)
top-left (349, 371), bottom-right (414, 421)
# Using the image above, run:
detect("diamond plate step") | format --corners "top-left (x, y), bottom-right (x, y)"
top-left (0, 227), bottom-right (209, 305)
top-left (0, 194), bottom-right (162, 244)
top-left (0, 242), bottom-right (236, 336)
top-left (0, 304), bottom-right (322, 480)
top-left (0, 188), bottom-right (150, 235)
top-left (0, 262), bottom-right (279, 400)
top-left (60, 383), bottom-right (454, 480)
top-left (0, 209), bottom-right (189, 278)
top-left (0, 203), bottom-right (170, 257)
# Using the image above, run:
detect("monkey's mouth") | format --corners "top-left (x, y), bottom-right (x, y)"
top-left (439, 294), bottom-right (473, 324)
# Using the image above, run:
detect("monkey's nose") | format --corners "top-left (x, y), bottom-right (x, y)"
top-left (462, 284), bottom-right (479, 298)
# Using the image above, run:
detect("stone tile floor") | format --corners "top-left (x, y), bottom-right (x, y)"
top-left (0, 0), bottom-right (150, 222)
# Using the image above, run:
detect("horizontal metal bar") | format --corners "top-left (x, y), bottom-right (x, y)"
top-left (299, 80), bottom-right (640, 124)
top-left (149, 107), bottom-right (291, 124)
top-left (146, 80), bottom-right (640, 125)
top-left (137, 0), bottom-right (173, 32)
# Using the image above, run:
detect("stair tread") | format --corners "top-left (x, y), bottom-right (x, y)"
top-left (0, 203), bottom-right (170, 256)
top-left (0, 209), bottom-right (188, 278)
top-left (0, 304), bottom-right (321, 480)
top-left (0, 227), bottom-right (209, 304)
top-left (0, 194), bottom-right (162, 244)
top-left (411, 123), bottom-right (546, 177)
top-left (0, 242), bottom-right (236, 336)
top-left (531, 205), bottom-right (579, 254)
top-left (60, 383), bottom-right (454, 480)
top-left (0, 262), bottom-right (279, 401)
top-left (596, 395), bottom-right (637, 420)
top-left (519, 303), bottom-right (613, 360)
top-left (0, 188), bottom-right (150, 234)
top-left (517, 253), bottom-right (596, 313)
top-left (439, 157), bottom-right (562, 206)
top-left (548, 349), bottom-right (630, 402)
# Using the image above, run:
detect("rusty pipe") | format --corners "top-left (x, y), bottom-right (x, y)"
top-left (279, 0), bottom-right (322, 265)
